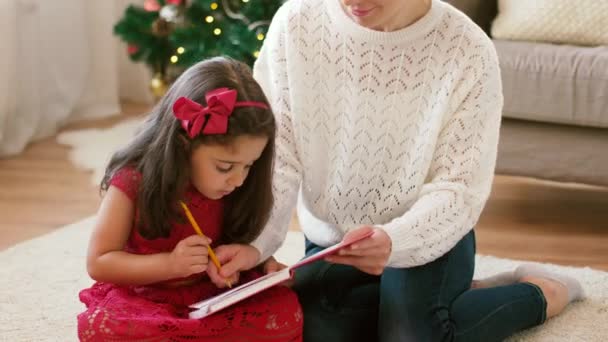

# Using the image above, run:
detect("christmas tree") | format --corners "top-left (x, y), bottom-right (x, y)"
top-left (114, 0), bottom-right (283, 94)
top-left (174, 0), bottom-right (282, 66)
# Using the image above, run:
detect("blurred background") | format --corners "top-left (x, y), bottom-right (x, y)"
top-left (0, 0), bottom-right (607, 270)
top-left (0, 0), bottom-right (282, 157)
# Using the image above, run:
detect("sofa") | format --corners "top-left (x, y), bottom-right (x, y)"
top-left (445, 0), bottom-right (608, 187)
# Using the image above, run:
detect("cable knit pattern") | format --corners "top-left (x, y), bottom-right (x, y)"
top-left (251, 0), bottom-right (503, 267)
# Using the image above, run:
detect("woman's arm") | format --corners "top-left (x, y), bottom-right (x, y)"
top-left (86, 186), bottom-right (210, 285)
top-left (249, 4), bottom-right (303, 265)
top-left (380, 43), bottom-right (504, 268)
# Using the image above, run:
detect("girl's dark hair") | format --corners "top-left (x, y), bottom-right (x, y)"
top-left (101, 57), bottom-right (275, 243)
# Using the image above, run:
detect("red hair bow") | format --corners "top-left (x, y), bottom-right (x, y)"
top-left (173, 88), bottom-right (269, 138)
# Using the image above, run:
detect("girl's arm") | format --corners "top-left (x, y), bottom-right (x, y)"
top-left (86, 186), bottom-right (210, 286)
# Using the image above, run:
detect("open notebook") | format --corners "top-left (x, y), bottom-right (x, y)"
top-left (189, 228), bottom-right (374, 319)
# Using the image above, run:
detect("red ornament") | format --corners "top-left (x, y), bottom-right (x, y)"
top-left (143, 0), bottom-right (160, 12)
top-left (144, 0), bottom-right (182, 12)
top-left (127, 44), bottom-right (140, 55)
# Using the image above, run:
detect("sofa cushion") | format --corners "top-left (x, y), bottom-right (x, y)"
top-left (492, 0), bottom-right (608, 46)
top-left (497, 118), bottom-right (608, 186)
top-left (495, 39), bottom-right (608, 128)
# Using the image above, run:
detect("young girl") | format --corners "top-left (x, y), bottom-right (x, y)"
top-left (77, 57), bottom-right (302, 341)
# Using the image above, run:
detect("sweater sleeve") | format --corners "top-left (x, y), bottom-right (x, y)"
top-left (250, 5), bottom-right (303, 263)
top-left (381, 44), bottom-right (503, 268)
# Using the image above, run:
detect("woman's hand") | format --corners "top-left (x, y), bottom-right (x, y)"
top-left (207, 244), bottom-right (261, 288)
top-left (325, 226), bottom-right (392, 275)
top-left (167, 235), bottom-right (211, 278)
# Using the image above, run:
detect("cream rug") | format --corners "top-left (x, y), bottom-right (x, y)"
top-left (2, 118), bottom-right (598, 340)
top-left (1, 217), bottom-right (607, 341)
top-left (56, 118), bottom-right (145, 185)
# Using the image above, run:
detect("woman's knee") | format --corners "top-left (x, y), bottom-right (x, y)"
top-left (379, 295), bottom-right (455, 342)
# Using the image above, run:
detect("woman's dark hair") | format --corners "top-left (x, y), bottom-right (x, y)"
top-left (101, 57), bottom-right (276, 243)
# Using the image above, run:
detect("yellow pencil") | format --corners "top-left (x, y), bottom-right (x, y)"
top-left (179, 201), bottom-right (232, 288)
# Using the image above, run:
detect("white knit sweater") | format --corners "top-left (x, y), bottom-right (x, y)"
top-left (251, 0), bottom-right (503, 267)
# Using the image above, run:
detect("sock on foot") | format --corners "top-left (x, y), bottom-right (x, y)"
top-left (514, 264), bottom-right (585, 302)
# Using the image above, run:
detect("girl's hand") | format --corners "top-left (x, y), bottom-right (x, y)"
top-left (325, 226), bottom-right (392, 275)
top-left (207, 244), bottom-right (260, 288)
top-left (167, 235), bottom-right (211, 278)
top-left (262, 256), bottom-right (288, 274)
top-left (262, 256), bottom-right (295, 287)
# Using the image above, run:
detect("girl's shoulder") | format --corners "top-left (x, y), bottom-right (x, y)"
top-left (109, 166), bottom-right (142, 201)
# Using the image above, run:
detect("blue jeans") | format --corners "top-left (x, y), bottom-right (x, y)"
top-left (292, 230), bottom-right (547, 342)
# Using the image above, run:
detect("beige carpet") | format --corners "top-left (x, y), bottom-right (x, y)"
top-left (0, 216), bottom-right (607, 341)
top-left (5, 118), bottom-right (597, 340)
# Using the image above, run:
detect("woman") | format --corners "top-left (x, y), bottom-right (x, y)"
top-left (222, 1), bottom-right (583, 341)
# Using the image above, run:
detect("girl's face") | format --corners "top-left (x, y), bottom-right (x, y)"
top-left (190, 135), bottom-right (268, 200)
top-left (340, 0), bottom-right (423, 31)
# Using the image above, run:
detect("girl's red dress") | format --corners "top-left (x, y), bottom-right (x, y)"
top-left (77, 168), bottom-right (303, 341)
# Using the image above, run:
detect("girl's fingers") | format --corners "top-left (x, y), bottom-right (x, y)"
top-left (212, 275), bottom-right (232, 288)
top-left (206, 263), bottom-right (233, 288)
top-left (186, 247), bottom-right (209, 257)
top-left (263, 258), bottom-right (287, 273)
top-left (227, 272), bottom-right (239, 285)
top-left (188, 255), bottom-right (208, 265)
top-left (190, 264), bottom-right (207, 274)
top-left (206, 271), bottom-right (222, 287)
top-left (182, 235), bottom-right (211, 246)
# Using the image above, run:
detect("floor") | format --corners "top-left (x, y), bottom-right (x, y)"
top-left (1, 103), bottom-right (607, 271)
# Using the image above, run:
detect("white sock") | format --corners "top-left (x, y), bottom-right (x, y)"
top-left (473, 271), bottom-right (518, 288)
top-left (514, 264), bottom-right (585, 302)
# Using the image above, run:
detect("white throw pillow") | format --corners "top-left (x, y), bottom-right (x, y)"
top-left (491, 0), bottom-right (608, 46)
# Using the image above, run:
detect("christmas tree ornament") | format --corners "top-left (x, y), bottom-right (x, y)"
top-left (127, 44), bottom-right (140, 56)
top-left (144, 0), bottom-right (161, 12)
top-left (159, 4), bottom-right (182, 23)
top-left (150, 73), bottom-right (169, 99)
